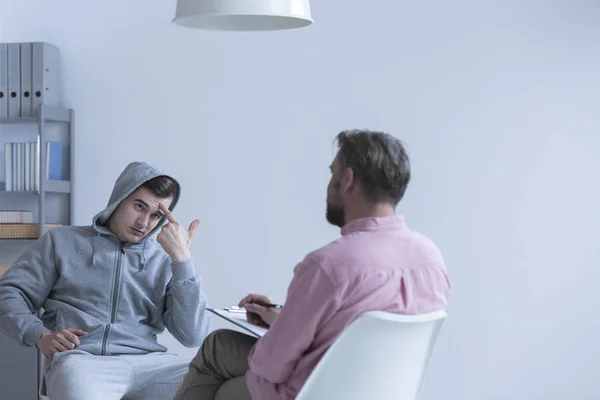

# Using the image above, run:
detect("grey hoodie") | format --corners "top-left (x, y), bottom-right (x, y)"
top-left (0, 161), bottom-right (211, 356)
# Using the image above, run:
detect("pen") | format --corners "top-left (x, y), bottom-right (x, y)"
top-left (251, 301), bottom-right (283, 309)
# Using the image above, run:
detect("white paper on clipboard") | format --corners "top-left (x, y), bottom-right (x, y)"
top-left (207, 308), bottom-right (268, 338)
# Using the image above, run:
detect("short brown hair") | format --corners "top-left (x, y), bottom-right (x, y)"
top-left (141, 176), bottom-right (180, 210)
top-left (335, 129), bottom-right (411, 205)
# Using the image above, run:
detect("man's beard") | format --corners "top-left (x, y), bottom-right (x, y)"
top-left (326, 201), bottom-right (345, 228)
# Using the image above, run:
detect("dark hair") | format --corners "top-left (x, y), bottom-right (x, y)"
top-left (335, 129), bottom-right (411, 205)
top-left (141, 176), bottom-right (180, 210)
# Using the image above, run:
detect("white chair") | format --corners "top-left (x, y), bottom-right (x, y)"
top-left (295, 310), bottom-right (447, 400)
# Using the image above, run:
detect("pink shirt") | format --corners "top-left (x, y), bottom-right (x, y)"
top-left (245, 216), bottom-right (451, 400)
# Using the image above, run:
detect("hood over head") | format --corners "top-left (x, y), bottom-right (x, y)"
top-left (92, 161), bottom-right (181, 241)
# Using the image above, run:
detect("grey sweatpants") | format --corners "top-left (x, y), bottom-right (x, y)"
top-left (44, 350), bottom-right (192, 400)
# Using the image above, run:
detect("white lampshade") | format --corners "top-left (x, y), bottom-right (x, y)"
top-left (172, 0), bottom-right (313, 31)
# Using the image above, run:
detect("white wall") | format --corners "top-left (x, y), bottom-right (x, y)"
top-left (2, 1), bottom-right (599, 399)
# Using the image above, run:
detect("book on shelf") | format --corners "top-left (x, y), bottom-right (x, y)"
top-left (0, 211), bottom-right (34, 223)
top-left (3, 141), bottom-right (63, 191)
top-left (46, 141), bottom-right (63, 180)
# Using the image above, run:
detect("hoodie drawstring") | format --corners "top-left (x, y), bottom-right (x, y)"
top-left (91, 235), bottom-right (100, 268)
top-left (140, 240), bottom-right (147, 272)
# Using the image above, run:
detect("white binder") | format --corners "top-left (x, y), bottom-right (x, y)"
top-left (24, 142), bottom-right (31, 191)
top-left (4, 143), bottom-right (12, 191)
top-left (0, 43), bottom-right (8, 119)
top-left (32, 42), bottom-right (61, 114)
top-left (15, 143), bottom-right (22, 191)
top-left (31, 141), bottom-right (37, 192)
top-left (7, 43), bottom-right (20, 118)
top-left (20, 43), bottom-right (33, 117)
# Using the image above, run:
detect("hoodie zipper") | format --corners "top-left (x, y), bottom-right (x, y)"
top-left (100, 242), bottom-right (125, 355)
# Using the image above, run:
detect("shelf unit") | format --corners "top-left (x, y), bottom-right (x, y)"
top-left (0, 103), bottom-right (74, 400)
top-left (0, 104), bottom-right (74, 242)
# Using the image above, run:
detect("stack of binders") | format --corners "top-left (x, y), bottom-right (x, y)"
top-left (0, 210), bottom-right (34, 224)
top-left (1, 42), bottom-right (64, 192)
top-left (4, 141), bottom-right (63, 191)
top-left (0, 42), bottom-right (62, 118)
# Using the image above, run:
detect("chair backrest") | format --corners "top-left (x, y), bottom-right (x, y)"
top-left (295, 310), bottom-right (447, 400)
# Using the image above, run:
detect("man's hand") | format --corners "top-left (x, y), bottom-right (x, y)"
top-left (36, 329), bottom-right (87, 357)
top-left (156, 203), bottom-right (200, 263)
top-left (239, 293), bottom-right (281, 327)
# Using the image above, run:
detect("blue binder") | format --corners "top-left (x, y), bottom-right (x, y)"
top-left (46, 141), bottom-right (63, 181)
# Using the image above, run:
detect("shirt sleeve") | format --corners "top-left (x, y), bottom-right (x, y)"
top-left (248, 256), bottom-right (341, 383)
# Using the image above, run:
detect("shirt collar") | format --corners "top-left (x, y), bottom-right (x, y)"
top-left (341, 215), bottom-right (406, 236)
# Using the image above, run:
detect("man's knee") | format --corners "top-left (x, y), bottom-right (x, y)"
top-left (204, 329), bottom-right (239, 345)
top-left (199, 329), bottom-right (240, 355)
top-left (190, 329), bottom-right (254, 372)
top-left (195, 329), bottom-right (237, 365)
top-left (45, 356), bottom-right (90, 398)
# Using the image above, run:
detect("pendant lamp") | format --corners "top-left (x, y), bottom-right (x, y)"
top-left (172, 0), bottom-right (313, 31)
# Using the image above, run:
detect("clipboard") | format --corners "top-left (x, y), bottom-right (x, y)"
top-left (208, 308), bottom-right (268, 338)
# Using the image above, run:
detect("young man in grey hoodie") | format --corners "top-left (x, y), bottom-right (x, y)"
top-left (0, 161), bottom-right (212, 400)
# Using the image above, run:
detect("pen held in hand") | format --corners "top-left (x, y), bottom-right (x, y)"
top-left (251, 301), bottom-right (283, 309)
